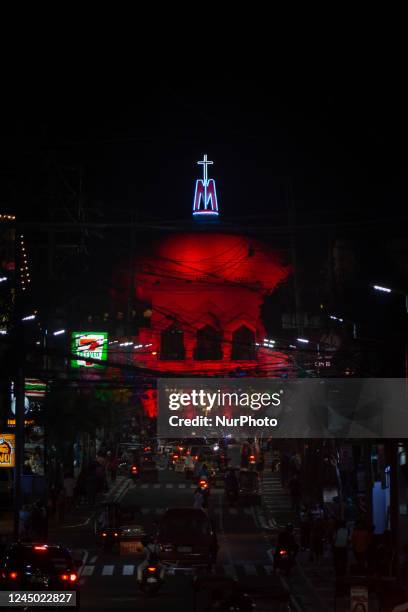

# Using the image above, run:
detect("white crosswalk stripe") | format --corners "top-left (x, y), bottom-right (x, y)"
top-left (166, 484), bottom-right (173, 488)
top-left (153, 483), bottom-right (160, 488)
top-left (89, 556), bottom-right (98, 564)
top-left (141, 484), bottom-right (148, 489)
top-left (178, 484), bottom-right (186, 488)
top-left (141, 508), bottom-right (150, 514)
top-left (78, 562), bottom-right (276, 580)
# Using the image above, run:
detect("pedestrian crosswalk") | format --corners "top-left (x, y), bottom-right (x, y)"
top-left (134, 483), bottom-right (224, 490)
top-left (79, 561), bottom-right (274, 583)
top-left (118, 506), bottom-right (255, 516)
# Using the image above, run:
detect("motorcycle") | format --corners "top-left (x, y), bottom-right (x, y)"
top-left (130, 464), bottom-right (139, 481)
top-left (274, 547), bottom-right (295, 576)
top-left (101, 529), bottom-right (120, 551)
top-left (139, 556), bottom-right (163, 596)
top-left (198, 478), bottom-right (210, 507)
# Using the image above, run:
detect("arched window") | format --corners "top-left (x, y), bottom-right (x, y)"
top-left (231, 325), bottom-right (256, 360)
top-left (160, 326), bottom-right (185, 360)
top-left (194, 325), bottom-right (222, 360)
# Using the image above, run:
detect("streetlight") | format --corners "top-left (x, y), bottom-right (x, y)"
top-left (373, 284), bottom-right (408, 313)
top-left (53, 329), bottom-right (66, 336)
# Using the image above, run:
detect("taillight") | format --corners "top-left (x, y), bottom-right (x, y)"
top-left (102, 532), bottom-right (107, 537)
top-left (194, 455), bottom-right (198, 460)
top-left (114, 532), bottom-right (118, 537)
top-left (279, 549), bottom-right (288, 556)
top-left (131, 465), bottom-right (138, 473)
top-left (172, 454), bottom-right (179, 460)
top-left (34, 545), bottom-right (48, 551)
top-left (9, 571), bottom-right (18, 580)
top-left (61, 573), bottom-right (77, 582)
top-left (147, 566), bottom-right (157, 572)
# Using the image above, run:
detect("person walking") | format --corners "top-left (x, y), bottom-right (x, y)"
top-left (332, 521), bottom-right (349, 576)
top-left (193, 488), bottom-right (205, 509)
top-left (299, 506), bottom-right (311, 551)
top-left (288, 473), bottom-right (302, 516)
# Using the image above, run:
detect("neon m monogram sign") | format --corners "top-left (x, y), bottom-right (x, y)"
top-left (193, 154), bottom-right (219, 216)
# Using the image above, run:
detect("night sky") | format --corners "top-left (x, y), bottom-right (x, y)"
top-left (2, 75), bottom-right (408, 221)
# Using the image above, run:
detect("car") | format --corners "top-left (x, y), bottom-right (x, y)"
top-left (155, 507), bottom-right (217, 571)
top-left (0, 543), bottom-right (81, 600)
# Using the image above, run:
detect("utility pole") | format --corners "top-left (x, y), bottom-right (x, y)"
top-left (12, 223), bottom-right (25, 540)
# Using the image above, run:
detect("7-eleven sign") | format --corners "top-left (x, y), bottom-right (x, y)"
top-left (71, 332), bottom-right (108, 368)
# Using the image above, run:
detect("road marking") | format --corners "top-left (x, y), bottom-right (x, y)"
top-left (141, 484), bottom-right (148, 489)
top-left (89, 556), bottom-right (98, 564)
top-left (263, 564), bottom-right (273, 574)
top-left (141, 508), bottom-right (150, 514)
top-left (102, 565), bottom-right (114, 575)
top-left (229, 508), bottom-right (238, 515)
top-left (123, 565), bottom-right (135, 575)
top-left (243, 564), bottom-right (257, 575)
top-left (178, 484), bottom-right (186, 488)
top-left (153, 484), bottom-right (161, 488)
top-left (82, 565), bottom-right (95, 576)
top-left (155, 508), bottom-right (164, 514)
top-left (244, 508), bottom-right (252, 515)
top-left (166, 484), bottom-right (173, 488)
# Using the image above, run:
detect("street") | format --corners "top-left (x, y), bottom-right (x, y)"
top-left (49, 466), bottom-right (313, 611)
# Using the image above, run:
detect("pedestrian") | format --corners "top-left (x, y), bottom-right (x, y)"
top-left (310, 518), bottom-right (325, 565)
top-left (289, 451), bottom-right (302, 477)
top-left (299, 506), bottom-right (311, 551)
top-left (332, 520), bottom-right (349, 576)
top-left (288, 473), bottom-right (302, 516)
top-left (256, 453), bottom-right (265, 480)
top-left (63, 472), bottom-right (76, 513)
top-left (351, 521), bottom-right (371, 570)
top-left (193, 489), bottom-right (205, 509)
top-left (19, 505), bottom-right (32, 541)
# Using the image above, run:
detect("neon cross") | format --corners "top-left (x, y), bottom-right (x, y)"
top-left (193, 154), bottom-right (219, 215)
top-left (197, 154), bottom-right (213, 207)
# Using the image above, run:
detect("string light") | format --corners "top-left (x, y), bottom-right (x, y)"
top-left (0, 214), bottom-right (16, 221)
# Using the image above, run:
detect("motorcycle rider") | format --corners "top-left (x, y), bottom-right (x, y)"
top-left (275, 523), bottom-right (298, 568)
top-left (137, 534), bottom-right (164, 584)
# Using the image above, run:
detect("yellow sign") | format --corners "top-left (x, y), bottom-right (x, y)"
top-left (0, 433), bottom-right (15, 468)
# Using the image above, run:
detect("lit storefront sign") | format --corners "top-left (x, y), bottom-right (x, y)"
top-left (0, 434), bottom-right (15, 468)
top-left (71, 331), bottom-right (108, 368)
